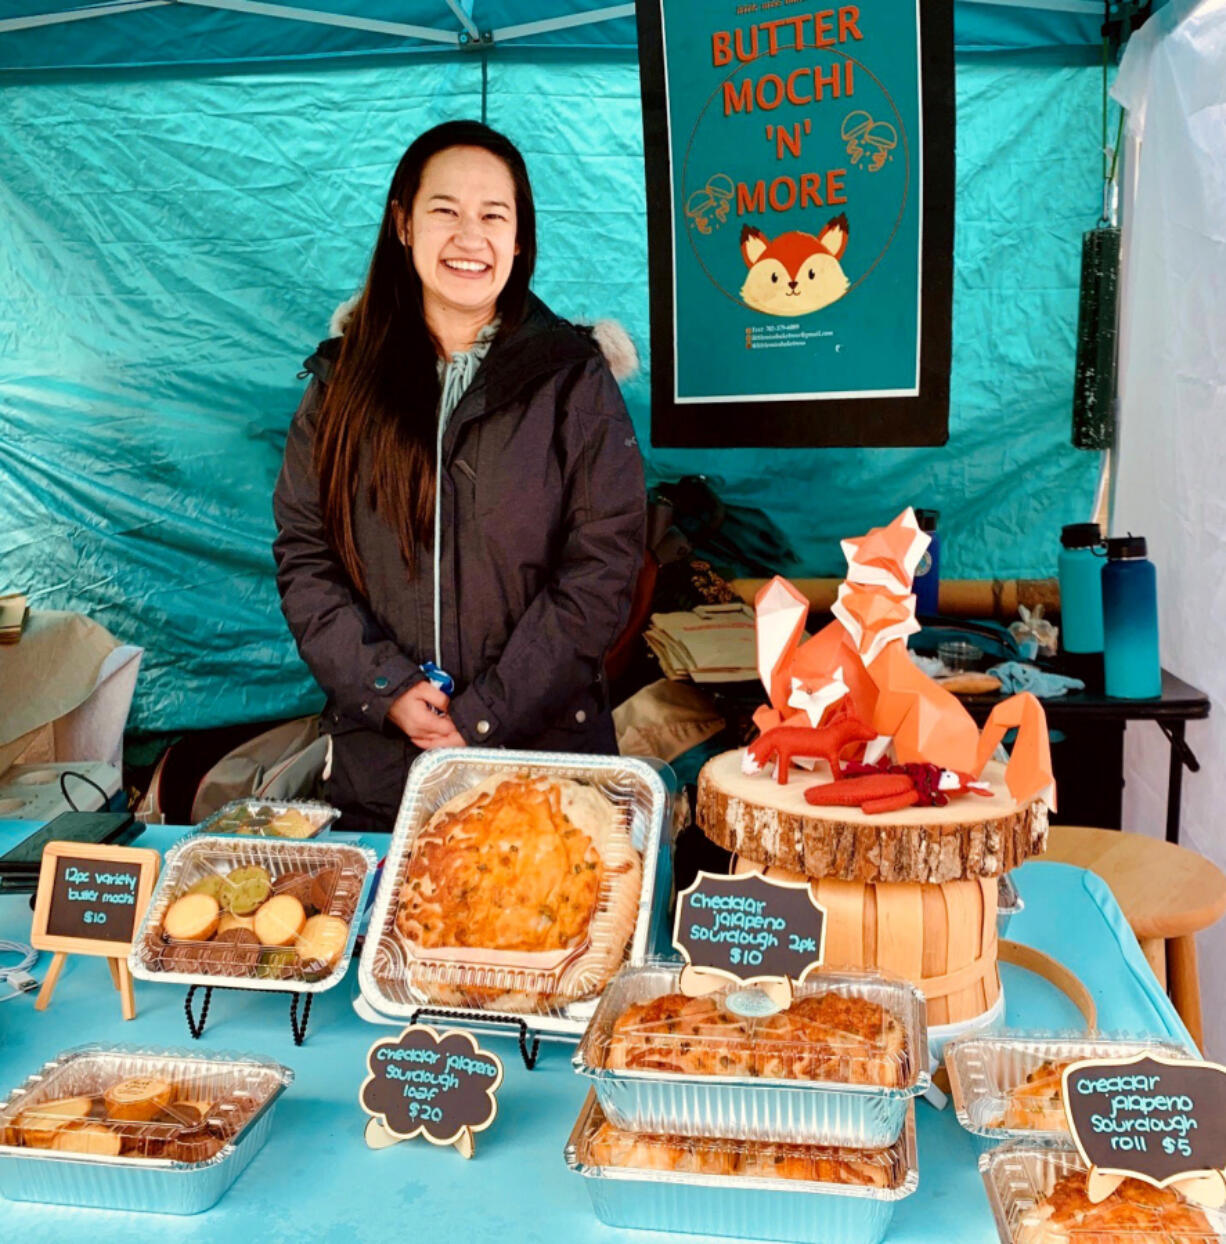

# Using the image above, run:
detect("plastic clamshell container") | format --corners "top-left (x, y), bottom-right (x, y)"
top-left (0, 1044), bottom-right (292, 1215)
top-left (574, 962), bottom-right (929, 1147)
top-left (947, 1033), bottom-right (1196, 1153)
top-left (129, 835), bottom-right (376, 993)
top-left (980, 1138), bottom-right (1226, 1243)
top-left (358, 749), bottom-right (671, 1038)
top-left (196, 798), bottom-right (340, 839)
top-left (566, 1091), bottom-right (917, 1244)
top-left (998, 873), bottom-right (1023, 937)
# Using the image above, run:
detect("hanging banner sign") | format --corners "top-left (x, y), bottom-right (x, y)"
top-left (637, 0), bottom-right (954, 447)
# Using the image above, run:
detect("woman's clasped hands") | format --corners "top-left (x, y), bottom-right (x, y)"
top-left (387, 681), bottom-right (466, 751)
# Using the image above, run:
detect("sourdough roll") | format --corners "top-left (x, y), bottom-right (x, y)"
top-left (1015, 1172), bottom-right (1213, 1244)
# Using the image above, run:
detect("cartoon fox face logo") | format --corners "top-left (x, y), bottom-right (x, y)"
top-left (739, 214), bottom-right (850, 317)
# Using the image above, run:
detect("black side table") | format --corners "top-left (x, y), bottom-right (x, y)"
top-left (960, 669), bottom-right (1208, 844)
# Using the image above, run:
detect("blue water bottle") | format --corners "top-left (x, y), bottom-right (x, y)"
top-left (1058, 523), bottom-right (1105, 653)
top-left (1102, 535), bottom-right (1161, 699)
top-left (913, 508), bottom-right (940, 616)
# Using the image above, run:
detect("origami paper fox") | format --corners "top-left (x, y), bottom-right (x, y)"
top-left (750, 509), bottom-right (1055, 808)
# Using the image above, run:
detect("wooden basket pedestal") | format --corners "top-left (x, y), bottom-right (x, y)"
top-left (732, 857), bottom-right (1000, 1027)
top-left (699, 750), bottom-right (1050, 1029)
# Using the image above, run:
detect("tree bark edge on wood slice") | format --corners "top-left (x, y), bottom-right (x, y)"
top-left (697, 751), bottom-right (1049, 884)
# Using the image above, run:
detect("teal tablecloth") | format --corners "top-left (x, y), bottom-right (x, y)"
top-left (0, 821), bottom-right (1193, 1242)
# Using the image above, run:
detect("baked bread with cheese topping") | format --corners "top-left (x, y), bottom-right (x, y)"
top-left (604, 988), bottom-right (905, 1087)
top-left (993, 1059), bottom-right (1073, 1133)
top-left (606, 993), bottom-right (753, 1076)
top-left (395, 775), bottom-right (642, 1011)
top-left (587, 1118), bottom-right (898, 1187)
top-left (754, 992), bottom-right (905, 1086)
top-left (1015, 1172), bottom-right (1214, 1243)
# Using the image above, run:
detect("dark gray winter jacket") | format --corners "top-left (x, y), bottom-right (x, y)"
top-left (272, 293), bottom-right (647, 831)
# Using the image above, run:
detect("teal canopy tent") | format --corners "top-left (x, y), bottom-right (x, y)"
top-left (1, 0), bottom-right (1112, 66)
top-left (0, 1), bottom-right (1127, 733)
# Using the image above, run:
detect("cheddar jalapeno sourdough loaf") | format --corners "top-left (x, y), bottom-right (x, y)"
top-left (394, 774), bottom-right (643, 1012)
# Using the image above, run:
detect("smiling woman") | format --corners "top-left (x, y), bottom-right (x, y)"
top-left (271, 121), bottom-right (647, 831)
top-left (394, 145), bottom-right (522, 352)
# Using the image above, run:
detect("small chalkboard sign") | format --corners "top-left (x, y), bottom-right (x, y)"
top-left (673, 870), bottom-right (826, 995)
top-left (31, 841), bottom-right (160, 1020)
top-left (360, 1025), bottom-right (503, 1160)
top-left (1063, 1052), bottom-right (1226, 1209)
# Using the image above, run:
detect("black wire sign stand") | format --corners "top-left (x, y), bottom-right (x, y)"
top-left (407, 1006), bottom-right (541, 1071)
top-left (184, 984), bottom-right (315, 1046)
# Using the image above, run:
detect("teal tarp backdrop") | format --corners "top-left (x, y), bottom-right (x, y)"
top-left (0, 9), bottom-right (1111, 734)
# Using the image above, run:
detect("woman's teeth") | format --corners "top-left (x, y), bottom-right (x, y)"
top-left (444, 259), bottom-right (488, 272)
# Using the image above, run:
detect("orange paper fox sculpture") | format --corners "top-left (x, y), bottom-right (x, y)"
top-left (748, 509), bottom-right (1055, 808)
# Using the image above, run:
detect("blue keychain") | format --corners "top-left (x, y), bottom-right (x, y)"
top-left (420, 661), bottom-right (455, 715)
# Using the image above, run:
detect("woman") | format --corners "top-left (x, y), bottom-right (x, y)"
top-left (273, 121), bottom-right (646, 832)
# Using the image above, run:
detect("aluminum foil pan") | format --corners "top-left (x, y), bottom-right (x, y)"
top-left (566, 1091), bottom-right (917, 1244)
top-left (129, 835), bottom-right (376, 994)
top-left (0, 1044), bottom-right (291, 1214)
top-left (998, 873), bottom-right (1023, 937)
top-left (358, 749), bottom-right (671, 1039)
top-left (980, 1139), bottom-right (1226, 1242)
top-left (947, 1033), bottom-right (1196, 1153)
top-left (197, 799), bottom-right (340, 839)
top-left (575, 962), bottom-right (928, 1147)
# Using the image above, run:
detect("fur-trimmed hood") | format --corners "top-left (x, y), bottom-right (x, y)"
top-left (326, 294), bottom-right (638, 383)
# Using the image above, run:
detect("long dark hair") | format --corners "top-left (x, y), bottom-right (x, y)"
top-left (314, 121), bottom-right (537, 591)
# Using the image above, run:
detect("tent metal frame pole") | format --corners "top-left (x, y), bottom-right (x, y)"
top-left (0, 1), bottom-right (169, 35)
top-left (442, 0), bottom-right (480, 41)
top-left (172, 0), bottom-right (461, 43)
top-left (491, 3), bottom-right (635, 44)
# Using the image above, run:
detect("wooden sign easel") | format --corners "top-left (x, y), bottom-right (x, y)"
top-left (30, 841), bottom-right (161, 1020)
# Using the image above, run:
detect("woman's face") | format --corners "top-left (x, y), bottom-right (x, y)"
top-left (399, 145), bottom-right (519, 325)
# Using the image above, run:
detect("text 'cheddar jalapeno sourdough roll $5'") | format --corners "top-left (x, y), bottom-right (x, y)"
top-left (394, 775), bottom-right (642, 1012)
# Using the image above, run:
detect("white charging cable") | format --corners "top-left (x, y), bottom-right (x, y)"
top-left (0, 939), bottom-right (38, 1002)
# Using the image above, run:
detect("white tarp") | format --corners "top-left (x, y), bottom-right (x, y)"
top-left (1113, 0), bottom-right (1226, 1055)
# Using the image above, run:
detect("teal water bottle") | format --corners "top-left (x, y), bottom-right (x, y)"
top-left (1102, 535), bottom-right (1161, 699)
top-left (1058, 523), bottom-right (1105, 653)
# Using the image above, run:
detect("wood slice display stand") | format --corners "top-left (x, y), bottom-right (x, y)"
top-left (701, 750), bottom-right (1050, 1028)
top-left (698, 753), bottom-right (1048, 884)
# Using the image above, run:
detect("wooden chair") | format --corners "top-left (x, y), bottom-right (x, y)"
top-left (1042, 825), bottom-right (1226, 1050)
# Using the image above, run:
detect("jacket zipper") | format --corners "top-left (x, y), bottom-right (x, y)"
top-left (433, 406), bottom-right (447, 667)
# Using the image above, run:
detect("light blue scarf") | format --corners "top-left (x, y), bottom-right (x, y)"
top-left (436, 316), bottom-right (500, 429)
top-left (432, 316), bottom-right (500, 665)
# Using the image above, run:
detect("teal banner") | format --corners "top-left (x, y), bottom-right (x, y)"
top-left (638, 0), bottom-right (954, 447)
